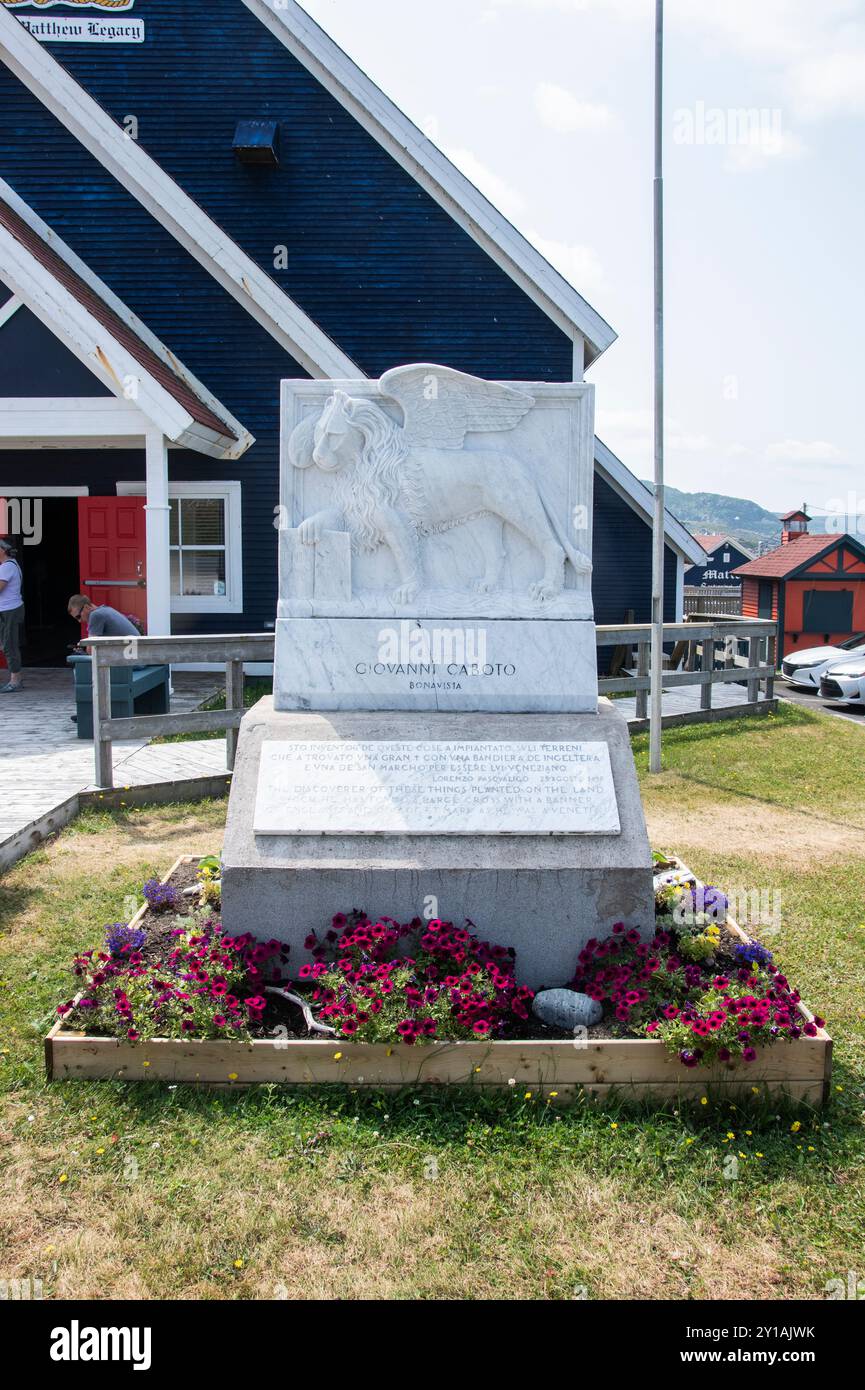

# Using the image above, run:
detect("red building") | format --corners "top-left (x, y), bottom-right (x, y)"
top-left (734, 508), bottom-right (865, 657)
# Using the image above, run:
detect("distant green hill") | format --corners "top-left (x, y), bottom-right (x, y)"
top-left (642, 484), bottom-right (783, 551)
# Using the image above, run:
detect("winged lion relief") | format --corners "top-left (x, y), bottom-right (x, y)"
top-left (286, 364), bottom-right (592, 607)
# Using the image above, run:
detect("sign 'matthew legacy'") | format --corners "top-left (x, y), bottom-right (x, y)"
top-left (1, 0), bottom-right (144, 43)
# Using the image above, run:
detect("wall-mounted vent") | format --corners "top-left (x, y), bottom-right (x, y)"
top-left (232, 119), bottom-right (281, 167)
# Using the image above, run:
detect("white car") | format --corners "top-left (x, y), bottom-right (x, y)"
top-left (781, 637), bottom-right (865, 689)
top-left (819, 657), bottom-right (865, 708)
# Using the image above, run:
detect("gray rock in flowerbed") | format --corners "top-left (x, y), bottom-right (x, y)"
top-left (532, 988), bottom-right (603, 1031)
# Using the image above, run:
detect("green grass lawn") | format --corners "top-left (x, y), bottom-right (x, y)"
top-left (154, 677), bottom-right (273, 743)
top-left (0, 703), bottom-right (862, 1300)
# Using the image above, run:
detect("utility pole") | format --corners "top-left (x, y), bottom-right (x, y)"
top-left (649, 0), bottom-right (665, 774)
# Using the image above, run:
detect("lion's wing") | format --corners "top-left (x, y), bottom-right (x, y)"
top-left (379, 364), bottom-right (534, 449)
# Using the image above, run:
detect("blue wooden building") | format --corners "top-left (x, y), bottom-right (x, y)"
top-left (0, 0), bottom-right (700, 666)
top-left (684, 535), bottom-right (754, 590)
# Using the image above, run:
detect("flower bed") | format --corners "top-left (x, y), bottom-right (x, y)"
top-left (45, 857), bottom-right (832, 1103)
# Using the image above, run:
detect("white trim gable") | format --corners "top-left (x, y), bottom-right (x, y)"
top-left (0, 176), bottom-right (252, 455)
top-left (0, 293), bottom-right (23, 329)
top-left (594, 436), bottom-right (704, 564)
top-left (0, 5), bottom-right (361, 382)
top-left (0, 219), bottom-right (247, 459)
top-left (245, 0), bottom-right (616, 365)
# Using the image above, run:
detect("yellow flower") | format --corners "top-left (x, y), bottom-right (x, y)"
top-left (610, 1122), bottom-right (618, 1130)
top-left (726, 1131), bottom-right (735, 1140)
top-left (233, 1258), bottom-right (244, 1269)
top-left (524, 1091), bottom-right (533, 1099)
top-left (836, 1085), bottom-right (843, 1093)
top-left (807, 1145), bottom-right (815, 1152)
top-left (751, 1086), bottom-right (760, 1094)
top-left (745, 1129), bottom-right (753, 1136)
top-left (228, 1072), bottom-right (238, 1081)
top-left (755, 1151), bottom-right (764, 1158)
top-left (791, 1120), bottom-right (801, 1133)
top-left (548, 1091), bottom-right (558, 1098)
top-left (686, 1137), bottom-right (695, 1144)
top-left (95, 1147), bottom-right (105, 1155)
top-left (58, 1174), bottom-right (68, 1184)
top-left (333, 1052), bottom-right (342, 1062)
top-left (142, 1061), bottom-right (150, 1068)
top-left (700, 1097), bottom-right (708, 1106)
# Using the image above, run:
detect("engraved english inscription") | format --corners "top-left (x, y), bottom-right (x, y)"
top-left (253, 740), bottom-right (620, 837)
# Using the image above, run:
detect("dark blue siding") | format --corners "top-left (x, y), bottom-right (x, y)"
top-left (0, 300), bottom-right (114, 397)
top-left (4, 0), bottom-right (574, 381)
top-left (593, 475), bottom-right (678, 672)
top-left (684, 541), bottom-right (749, 587)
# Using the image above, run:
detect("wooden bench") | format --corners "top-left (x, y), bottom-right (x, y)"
top-left (67, 654), bottom-right (169, 741)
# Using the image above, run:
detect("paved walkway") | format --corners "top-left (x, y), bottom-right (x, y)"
top-left (0, 668), bottom-right (226, 855)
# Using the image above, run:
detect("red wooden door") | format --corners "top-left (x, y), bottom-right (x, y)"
top-left (77, 497), bottom-right (148, 632)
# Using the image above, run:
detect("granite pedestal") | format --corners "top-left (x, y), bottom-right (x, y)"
top-left (221, 697), bottom-right (654, 990)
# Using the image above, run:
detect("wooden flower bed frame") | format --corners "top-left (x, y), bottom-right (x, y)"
top-left (45, 857), bottom-right (833, 1104)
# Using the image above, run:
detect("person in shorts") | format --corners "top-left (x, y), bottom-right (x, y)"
top-left (0, 538), bottom-right (25, 693)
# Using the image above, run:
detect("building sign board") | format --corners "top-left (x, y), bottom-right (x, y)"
top-left (1, 0), bottom-right (143, 43)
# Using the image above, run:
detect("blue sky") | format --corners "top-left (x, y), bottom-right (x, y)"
top-left (301, 0), bottom-right (865, 516)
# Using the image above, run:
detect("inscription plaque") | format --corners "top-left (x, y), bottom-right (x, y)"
top-left (253, 739), bottom-right (620, 836)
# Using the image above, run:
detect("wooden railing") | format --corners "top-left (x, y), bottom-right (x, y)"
top-left (597, 617), bottom-right (777, 723)
top-left (84, 617), bottom-right (778, 788)
top-left (83, 634), bottom-right (274, 789)
top-left (683, 586), bottom-right (742, 617)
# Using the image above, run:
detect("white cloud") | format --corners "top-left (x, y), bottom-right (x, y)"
top-left (433, 140), bottom-right (607, 296)
top-left (526, 231), bottom-right (605, 294)
top-left (788, 50), bottom-right (865, 120)
top-left (534, 81), bottom-right (616, 133)
top-left (595, 409), bottom-right (710, 458)
top-left (442, 145), bottom-right (526, 221)
top-left (723, 127), bottom-right (807, 172)
top-left (765, 440), bottom-right (844, 463)
top-left (490, 0), bottom-right (865, 123)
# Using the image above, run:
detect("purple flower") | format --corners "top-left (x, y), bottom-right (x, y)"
top-left (142, 879), bottom-right (182, 913)
top-left (105, 923), bottom-right (147, 957)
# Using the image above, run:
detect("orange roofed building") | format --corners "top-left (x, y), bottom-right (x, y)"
top-left (733, 508), bottom-right (865, 658)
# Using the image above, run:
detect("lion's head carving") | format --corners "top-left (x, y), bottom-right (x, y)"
top-left (288, 393), bottom-right (421, 552)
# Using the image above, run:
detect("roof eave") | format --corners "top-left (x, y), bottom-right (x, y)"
top-left (0, 220), bottom-right (249, 460)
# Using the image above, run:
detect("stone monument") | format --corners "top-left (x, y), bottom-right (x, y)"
top-left (222, 365), bottom-right (654, 988)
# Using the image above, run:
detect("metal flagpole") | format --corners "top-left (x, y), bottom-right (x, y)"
top-left (649, 0), bottom-right (665, 774)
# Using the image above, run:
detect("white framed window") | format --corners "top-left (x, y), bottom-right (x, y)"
top-left (117, 480), bottom-right (243, 614)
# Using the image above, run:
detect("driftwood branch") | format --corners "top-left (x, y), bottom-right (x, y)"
top-left (265, 986), bottom-right (337, 1037)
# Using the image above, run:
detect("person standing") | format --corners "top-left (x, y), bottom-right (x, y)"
top-left (0, 537), bottom-right (25, 693)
